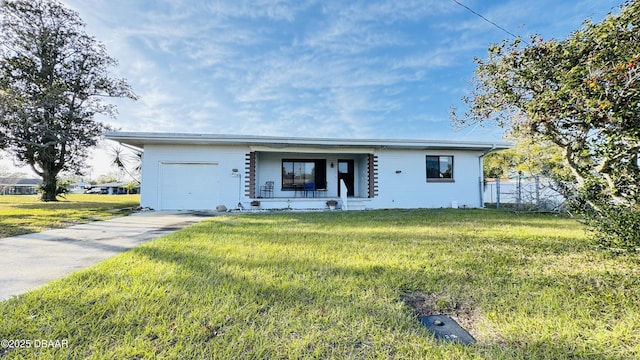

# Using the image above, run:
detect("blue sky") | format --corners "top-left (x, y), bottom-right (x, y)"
top-left (62, 0), bottom-right (622, 141)
top-left (0, 0), bottom-right (625, 177)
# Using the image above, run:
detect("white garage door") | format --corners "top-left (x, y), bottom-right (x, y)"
top-left (159, 162), bottom-right (219, 210)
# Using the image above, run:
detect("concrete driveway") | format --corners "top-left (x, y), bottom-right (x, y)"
top-left (0, 211), bottom-right (216, 301)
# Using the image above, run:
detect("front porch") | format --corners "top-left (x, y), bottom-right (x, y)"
top-left (248, 196), bottom-right (371, 211)
top-left (243, 149), bottom-right (378, 210)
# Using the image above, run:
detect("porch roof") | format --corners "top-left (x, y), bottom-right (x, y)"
top-left (105, 131), bottom-right (512, 152)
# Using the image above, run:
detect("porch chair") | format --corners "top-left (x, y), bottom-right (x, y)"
top-left (260, 181), bottom-right (274, 198)
top-left (303, 182), bottom-right (315, 197)
top-left (315, 182), bottom-right (328, 197)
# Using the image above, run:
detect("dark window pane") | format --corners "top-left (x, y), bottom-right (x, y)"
top-left (282, 161), bottom-right (294, 187)
top-left (426, 155), bottom-right (453, 180)
top-left (282, 160), bottom-right (325, 189)
top-left (426, 156), bottom-right (439, 178)
top-left (305, 162), bottom-right (315, 183)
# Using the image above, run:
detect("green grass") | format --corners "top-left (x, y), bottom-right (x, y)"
top-left (1, 209), bottom-right (639, 359)
top-left (0, 194), bottom-right (140, 237)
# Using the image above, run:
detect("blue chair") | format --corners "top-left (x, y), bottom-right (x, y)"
top-left (303, 182), bottom-right (315, 197)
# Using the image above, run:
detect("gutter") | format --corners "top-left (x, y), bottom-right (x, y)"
top-left (118, 142), bottom-right (144, 154)
top-left (103, 131), bottom-right (512, 151)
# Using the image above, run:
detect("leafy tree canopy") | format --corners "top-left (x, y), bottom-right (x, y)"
top-left (454, 0), bottom-right (640, 250)
top-left (483, 138), bottom-right (566, 180)
top-left (454, 0), bottom-right (640, 212)
top-left (0, 0), bottom-right (136, 201)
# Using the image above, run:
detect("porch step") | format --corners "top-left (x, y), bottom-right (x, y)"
top-left (345, 200), bottom-right (366, 211)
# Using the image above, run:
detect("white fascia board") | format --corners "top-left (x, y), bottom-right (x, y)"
top-left (104, 131), bottom-right (513, 152)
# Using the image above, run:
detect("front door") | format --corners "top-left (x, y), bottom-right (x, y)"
top-left (338, 160), bottom-right (355, 197)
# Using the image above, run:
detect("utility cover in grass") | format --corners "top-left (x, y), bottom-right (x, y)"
top-left (420, 315), bottom-right (476, 345)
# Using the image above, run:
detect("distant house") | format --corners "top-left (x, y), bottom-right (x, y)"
top-left (68, 181), bottom-right (89, 194)
top-left (105, 132), bottom-right (511, 211)
top-left (86, 182), bottom-right (139, 195)
top-left (0, 178), bottom-right (41, 195)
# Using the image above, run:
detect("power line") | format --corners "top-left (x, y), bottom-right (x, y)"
top-left (450, 0), bottom-right (520, 39)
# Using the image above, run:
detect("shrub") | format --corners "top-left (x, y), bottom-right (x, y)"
top-left (584, 204), bottom-right (640, 252)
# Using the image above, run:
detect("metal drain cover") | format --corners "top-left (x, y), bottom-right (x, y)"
top-left (420, 315), bottom-right (476, 345)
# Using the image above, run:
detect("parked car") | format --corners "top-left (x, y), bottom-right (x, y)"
top-left (84, 187), bottom-right (107, 194)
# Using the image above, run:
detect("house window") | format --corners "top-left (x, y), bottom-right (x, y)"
top-left (282, 159), bottom-right (326, 190)
top-left (426, 156), bottom-right (454, 182)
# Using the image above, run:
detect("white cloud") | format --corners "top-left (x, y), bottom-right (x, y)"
top-left (6, 0), bottom-right (623, 177)
top-left (58, 0), bottom-right (621, 144)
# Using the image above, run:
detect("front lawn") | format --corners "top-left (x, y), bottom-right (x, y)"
top-left (0, 194), bottom-right (140, 237)
top-left (1, 209), bottom-right (638, 359)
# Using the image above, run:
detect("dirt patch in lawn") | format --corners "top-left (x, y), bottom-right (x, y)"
top-left (402, 292), bottom-right (503, 346)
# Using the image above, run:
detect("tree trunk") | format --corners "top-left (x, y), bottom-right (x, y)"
top-left (40, 171), bottom-right (59, 202)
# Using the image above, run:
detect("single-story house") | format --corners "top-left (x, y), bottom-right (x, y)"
top-left (68, 181), bottom-right (89, 194)
top-left (105, 132), bottom-right (511, 211)
top-left (0, 177), bottom-right (41, 195)
top-left (85, 182), bottom-right (139, 195)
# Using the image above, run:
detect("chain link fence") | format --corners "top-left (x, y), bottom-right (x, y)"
top-left (483, 175), bottom-right (567, 211)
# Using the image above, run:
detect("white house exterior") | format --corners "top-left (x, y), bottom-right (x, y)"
top-left (105, 132), bottom-right (511, 211)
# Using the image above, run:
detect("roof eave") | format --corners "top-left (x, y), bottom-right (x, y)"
top-left (104, 131), bottom-right (512, 152)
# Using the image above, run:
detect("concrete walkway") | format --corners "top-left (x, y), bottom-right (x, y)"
top-left (0, 211), bottom-right (216, 301)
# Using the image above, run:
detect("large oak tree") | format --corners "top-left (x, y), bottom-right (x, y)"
top-left (0, 0), bottom-right (136, 201)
